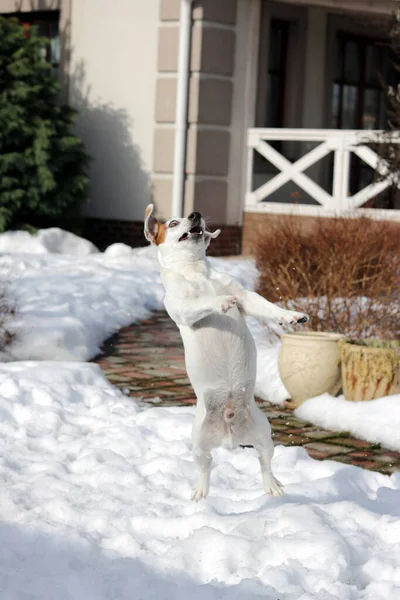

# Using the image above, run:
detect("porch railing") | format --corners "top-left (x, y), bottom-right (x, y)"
top-left (246, 128), bottom-right (400, 220)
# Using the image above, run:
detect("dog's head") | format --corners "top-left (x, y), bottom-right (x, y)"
top-left (144, 204), bottom-right (220, 262)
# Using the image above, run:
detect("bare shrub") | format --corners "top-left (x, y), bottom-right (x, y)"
top-left (0, 286), bottom-right (15, 353)
top-left (255, 216), bottom-right (400, 340)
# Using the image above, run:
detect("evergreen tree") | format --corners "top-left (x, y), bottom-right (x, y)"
top-left (0, 16), bottom-right (89, 232)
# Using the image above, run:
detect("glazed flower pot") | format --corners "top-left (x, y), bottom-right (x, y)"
top-left (340, 340), bottom-right (400, 401)
top-left (278, 331), bottom-right (345, 407)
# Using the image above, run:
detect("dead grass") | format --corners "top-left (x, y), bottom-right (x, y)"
top-left (255, 216), bottom-right (400, 340)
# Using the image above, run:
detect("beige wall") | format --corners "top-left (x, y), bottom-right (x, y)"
top-left (69, 0), bottom-right (159, 221)
top-left (226, 0), bottom-right (258, 227)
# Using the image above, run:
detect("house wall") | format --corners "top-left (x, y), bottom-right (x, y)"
top-left (227, 0), bottom-right (260, 228)
top-left (69, 0), bottom-right (160, 222)
top-left (150, 0), bottom-right (242, 254)
top-left (241, 0), bottom-right (398, 253)
top-left (3, 0), bottom-right (395, 256)
top-left (154, 0), bottom-right (239, 229)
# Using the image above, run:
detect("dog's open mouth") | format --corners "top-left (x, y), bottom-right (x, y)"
top-left (179, 225), bottom-right (203, 242)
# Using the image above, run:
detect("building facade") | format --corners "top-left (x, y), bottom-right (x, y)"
top-left (1, 0), bottom-right (398, 254)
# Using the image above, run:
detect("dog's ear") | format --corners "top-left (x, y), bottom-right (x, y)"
top-left (205, 229), bottom-right (221, 249)
top-left (144, 204), bottom-right (159, 243)
top-left (144, 204), bottom-right (167, 245)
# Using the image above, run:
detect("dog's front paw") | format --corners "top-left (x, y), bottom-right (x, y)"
top-left (218, 295), bottom-right (237, 314)
top-left (280, 311), bottom-right (309, 326)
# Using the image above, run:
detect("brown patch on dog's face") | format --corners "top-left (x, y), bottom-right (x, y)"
top-left (154, 222), bottom-right (167, 246)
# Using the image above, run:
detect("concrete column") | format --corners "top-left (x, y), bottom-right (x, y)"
top-left (228, 0), bottom-right (261, 226)
top-left (153, 1), bottom-right (180, 220)
top-left (185, 0), bottom-right (237, 224)
top-left (153, 0), bottom-right (237, 224)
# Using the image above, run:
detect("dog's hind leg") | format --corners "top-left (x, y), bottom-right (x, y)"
top-left (251, 407), bottom-right (284, 497)
top-left (191, 405), bottom-right (213, 501)
top-left (191, 444), bottom-right (212, 501)
top-left (257, 446), bottom-right (284, 497)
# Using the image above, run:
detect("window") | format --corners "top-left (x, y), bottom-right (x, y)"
top-left (11, 11), bottom-right (60, 79)
top-left (253, 8), bottom-right (297, 193)
top-left (332, 33), bottom-right (395, 130)
top-left (266, 19), bottom-right (289, 128)
top-left (332, 33), bottom-right (398, 193)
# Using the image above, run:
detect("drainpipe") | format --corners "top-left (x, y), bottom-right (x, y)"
top-left (171, 0), bottom-right (193, 218)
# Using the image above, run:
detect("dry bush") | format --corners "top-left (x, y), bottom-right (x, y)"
top-left (255, 216), bottom-right (400, 340)
top-left (0, 286), bottom-right (15, 352)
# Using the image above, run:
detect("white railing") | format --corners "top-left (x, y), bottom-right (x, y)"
top-left (246, 128), bottom-right (400, 220)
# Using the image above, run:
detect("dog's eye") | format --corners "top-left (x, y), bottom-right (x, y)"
top-left (168, 220), bottom-right (179, 228)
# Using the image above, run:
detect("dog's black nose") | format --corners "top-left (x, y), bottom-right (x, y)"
top-left (188, 212), bottom-right (202, 221)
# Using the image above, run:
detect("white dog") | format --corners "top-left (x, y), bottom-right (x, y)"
top-left (144, 205), bottom-right (308, 501)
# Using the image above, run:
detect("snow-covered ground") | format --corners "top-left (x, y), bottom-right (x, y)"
top-left (1, 227), bottom-right (400, 447)
top-left (296, 393), bottom-right (400, 452)
top-left (1, 361), bottom-right (399, 600)
top-left (1, 227), bottom-right (400, 448)
top-left (0, 228), bottom-right (282, 400)
top-left (1, 227), bottom-right (400, 598)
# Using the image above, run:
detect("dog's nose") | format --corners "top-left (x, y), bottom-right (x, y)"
top-left (188, 212), bottom-right (202, 221)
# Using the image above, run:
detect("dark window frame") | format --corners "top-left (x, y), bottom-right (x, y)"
top-left (333, 32), bottom-right (393, 130)
top-left (332, 32), bottom-right (398, 194)
top-left (266, 18), bottom-right (290, 129)
top-left (7, 11), bottom-right (60, 73)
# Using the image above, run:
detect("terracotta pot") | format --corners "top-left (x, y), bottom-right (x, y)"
top-left (340, 341), bottom-right (400, 401)
top-left (278, 332), bottom-right (345, 407)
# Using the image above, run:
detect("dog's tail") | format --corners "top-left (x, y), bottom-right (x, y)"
top-left (223, 397), bottom-right (235, 424)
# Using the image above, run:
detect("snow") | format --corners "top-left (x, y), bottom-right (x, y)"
top-left (0, 244), bottom-right (166, 361)
top-left (296, 393), bottom-right (400, 452)
top-left (0, 227), bottom-right (99, 256)
top-left (1, 228), bottom-right (284, 399)
top-left (1, 361), bottom-right (400, 600)
top-left (0, 234), bottom-right (264, 365)
top-left (1, 228), bottom-right (400, 450)
top-left (0, 229), bottom-right (400, 597)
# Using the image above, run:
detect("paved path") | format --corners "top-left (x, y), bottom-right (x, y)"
top-left (95, 312), bottom-right (400, 475)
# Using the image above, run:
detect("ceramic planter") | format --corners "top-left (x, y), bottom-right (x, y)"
top-left (278, 331), bottom-right (345, 407)
top-left (340, 340), bottom-right (400, 401)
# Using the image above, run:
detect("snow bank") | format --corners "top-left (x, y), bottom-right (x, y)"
top-left (0, 240), bottom-right (276, 385)
top-left (0, 245), bottom-right (165, 361)
top-left (0, 228), bottom-right (99, 256)
top-left (0, 362), bottom-right (399, 600)
top-left (1, 239), bottom-right (286, 402)
top-left (3, 229), bottom-right (399, 451)
top-left (296, 392), bottom-right (400, 451)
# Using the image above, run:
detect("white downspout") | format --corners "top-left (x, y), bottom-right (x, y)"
top-left (171, 0), bottom-right (193, 218)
